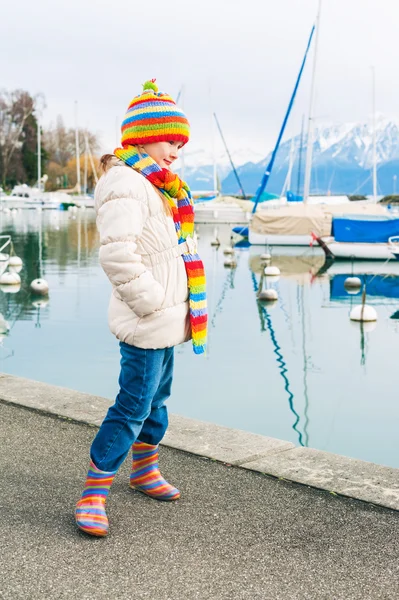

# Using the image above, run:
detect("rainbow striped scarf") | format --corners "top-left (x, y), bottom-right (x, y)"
top-left (114, 145), bottom-right (207, 354)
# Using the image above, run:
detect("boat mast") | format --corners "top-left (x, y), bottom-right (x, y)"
top-left (75, 101), bottom-right (81, 194)
top-left (251, 23), bottom-right (315, 214)
top-left (37, 112), bottom-right (41, 192)
top-left (296, 115), bottom-right (305, 196)
top-left (303, 0), bottom-right (322, 203)
top-left (86, 135), bottom-right (99, 185)
top-left (209, 87), bottom-right (218, 194)
top-left (372, 66), bottom-right (377, 202)
top-left (83, 131), bottom-right (88, 195)
top-left (179, 86), bottom-right (185, 181)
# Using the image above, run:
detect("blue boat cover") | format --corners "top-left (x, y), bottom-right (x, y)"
top-left (330, 274), bottom-right (399, 300)
top-left (258, 192), bottom-right (280, 203)
top-left (332, 216), bottom-right (399, 243)
top-left (232, 226), bottom-right (249, 237)
top-left (286, 191), bottom-right (303, 202)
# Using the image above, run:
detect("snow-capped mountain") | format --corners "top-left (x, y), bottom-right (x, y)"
top-left (301, 118), bottom-right (399, 169)
top-left (175, 147), bottom-right (264, 190)
top-left (186, 119), bottom-right (399, 196)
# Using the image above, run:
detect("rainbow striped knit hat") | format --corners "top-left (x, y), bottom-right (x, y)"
top-left (120, 79), bottom-right (190, 148)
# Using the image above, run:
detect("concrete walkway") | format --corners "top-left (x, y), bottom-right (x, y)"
top-left (1, 374), bottom-right (398, 511)
top-left (0, 401), bottom-right (398, 600)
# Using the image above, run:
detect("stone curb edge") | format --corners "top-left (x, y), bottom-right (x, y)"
top-left (1, 373), bottom-right (398, 512)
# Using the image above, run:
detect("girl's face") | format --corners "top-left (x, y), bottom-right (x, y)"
top-left (141, 141), bottom-right (184, 170)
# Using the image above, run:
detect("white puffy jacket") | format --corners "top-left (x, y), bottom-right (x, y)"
top-left (95, 157), bottom-right (191, 349)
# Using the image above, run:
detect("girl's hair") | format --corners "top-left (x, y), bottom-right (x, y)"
top-left (100, 152), bottom-right (172, 216)
top-left (99, 154), bottom-right (115, 173)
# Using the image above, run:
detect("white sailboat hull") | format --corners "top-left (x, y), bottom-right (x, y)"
top-left (195, 203), bottom-right (250, 224)
top-left (249, 231), bottom-right (313, 246)
top-left (321, 237), bottom-right (395, 260)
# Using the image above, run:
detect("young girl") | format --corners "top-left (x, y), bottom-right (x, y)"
top-left (75, 79), bottom-right (207, 537)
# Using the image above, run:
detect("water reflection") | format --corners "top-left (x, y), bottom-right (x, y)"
top-left (252, 271), bottom-right (305, 447)
top-left (0, 213), bottom-right (398, 467)
top-left (330, 274), bottom-right (399, 303)
top-left (0, 209), bottom-right (99, 363)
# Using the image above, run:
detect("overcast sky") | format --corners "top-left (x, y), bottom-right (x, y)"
top-left (1, 0), bottom-right (398, 160)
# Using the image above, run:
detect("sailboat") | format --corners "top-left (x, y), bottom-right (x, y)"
top-left (242, 1), bottom-right (391, 247)
top-left (316, 69), bottom-right (399, 260)
top-left (193, 113), bottom-right (253, 224)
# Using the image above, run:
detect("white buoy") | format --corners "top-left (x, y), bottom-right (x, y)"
top-left (0, 283), bottom-right (21, 294)
top-left (9, 256), bottom-right (23, 268)
top-left (0, 271), bottom-right (21, 285)
top-left (344, 276), bottom-right (362, 289)
top-left (350, 305), bottom-right (378, 322)
top-left (9, 265), bottom-right (22, 274)
top-left (264, 265), bottom-right (280, 276)
top-left (260, 253), bottom-right (272, 261)
top-left (258, 289), bottom-right (278, 302)
top-left (224, 258), bottom-right (237, 268)
top-left (30, 278), bottom-right (49, 295)
top-left (223, 247), bottom-right (235, 255)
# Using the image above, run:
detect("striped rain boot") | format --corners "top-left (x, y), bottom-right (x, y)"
top-left (129, 441), bottom-right (180, 501)
top-left (75, 461), bottom-right (117, 537)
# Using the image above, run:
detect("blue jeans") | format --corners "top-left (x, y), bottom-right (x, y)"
top-left (90, 342), bottom-right (174, 472)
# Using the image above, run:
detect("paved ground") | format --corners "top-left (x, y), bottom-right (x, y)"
top-left (0, 401), bottom-right (398, 600)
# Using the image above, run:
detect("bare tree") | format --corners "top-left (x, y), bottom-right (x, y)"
top-left (43, 117), bottom-right (100, 167)
top-left (0, 90), bottom-right (44, 187)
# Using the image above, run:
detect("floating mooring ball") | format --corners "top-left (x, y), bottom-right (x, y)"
top-left (0, 271), bottom-right (21, 285)
top-left (9, 256), bottom-right (23, 268)
top-left (350, 305), bottom-right (378, 322)
top-left (264, 265), bottom-right (280, 276)
top-left (30, 279), bottom-right (49, 295)
top-left (258, 289), bottom-right (278, 302)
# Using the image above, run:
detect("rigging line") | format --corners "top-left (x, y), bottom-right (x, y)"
top-left (350, 163), bottom-right (382, 197)
top-left (251, 273), bottom-right (304, 446)
top-left (213, 113), bottom-right (246, 198)
top-left (327, 165), bottom-right (336, 193)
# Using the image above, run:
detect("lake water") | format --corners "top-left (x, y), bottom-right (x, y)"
top-left (1, 208), bottom-right (398, 468)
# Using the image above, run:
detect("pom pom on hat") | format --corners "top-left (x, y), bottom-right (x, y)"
top-left (142, 79), bottom-right (158, 93)
top-left (120, 78), bottom-right (190, 148)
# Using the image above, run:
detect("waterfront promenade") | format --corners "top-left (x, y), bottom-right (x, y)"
top-left (0, 374), bottom-right (398, 599)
